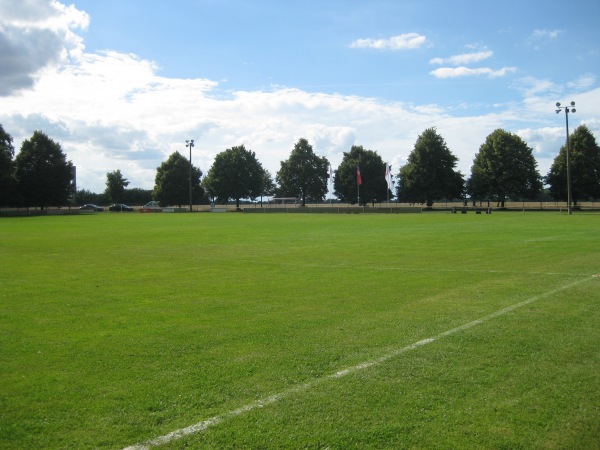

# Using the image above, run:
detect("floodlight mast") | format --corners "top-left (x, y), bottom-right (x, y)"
top-left (186, 139), bottom-right (195, 212)
top-left (555, 102), bottom-right (576, 214)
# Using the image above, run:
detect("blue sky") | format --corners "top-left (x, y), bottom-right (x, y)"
top-left (1, 0), bottom-right (599, 193)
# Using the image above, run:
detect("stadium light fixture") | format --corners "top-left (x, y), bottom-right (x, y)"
top-left (555, 102), bottom-right (575, 214)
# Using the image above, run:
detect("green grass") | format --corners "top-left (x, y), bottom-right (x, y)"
top-left (0, 212), bottom-right (599, 449)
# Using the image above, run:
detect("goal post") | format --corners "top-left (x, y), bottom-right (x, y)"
top-left (269, 197), bottom-right (298, 206)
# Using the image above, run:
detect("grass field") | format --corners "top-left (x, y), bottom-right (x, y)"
top-left (0, 212), bottom-right (599, 449)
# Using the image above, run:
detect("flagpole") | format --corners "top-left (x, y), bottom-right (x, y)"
top-left (329, 165), bottom-right (332, 205)
top-left (357, 164), bottom-right (360, 207)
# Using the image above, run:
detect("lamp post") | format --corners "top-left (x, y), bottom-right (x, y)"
top-left (186, 139), bottom-right (194, 212)
top-left (555, 102), bottom-right (575, 214)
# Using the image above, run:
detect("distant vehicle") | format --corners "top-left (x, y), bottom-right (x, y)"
top-left (109, 203), bottom-right (134, 212)
top-left (79, 204), bottom-right (104, 212)
top-left (140, 201), bottom-right (161, 212)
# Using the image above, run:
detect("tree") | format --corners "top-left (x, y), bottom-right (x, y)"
top-left (397, 128), bottom-right (464, 207)
top-left (105, 169), bottom-right (130, 203)
top-left (276, 138), bottom-right (329, 206)
top-left (259, 170), bottom-right (276, 205)
top-left (0, 124), bottom-right (17, 207)
top-left (202, 145), bottom-right (265, 208)
top-left (546, 125), bottom-right (600, 204)
top-left (74, 189), bottom-right (108, 206)
top-left (467, 129), bottom-right (542, 207)
top-left (334, 145), bottom-right (388, 206)
top-left (153, 152), bottom-right (203, 207)
top-left (122, 188), bottom-right (153, 206)
top-left (14, 131), bottom-right (74, 208)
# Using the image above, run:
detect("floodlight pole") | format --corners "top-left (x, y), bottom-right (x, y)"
top-left (555, 102), bottom-right (575, 214)
top-left (186, 139), bottom-right (195, 212)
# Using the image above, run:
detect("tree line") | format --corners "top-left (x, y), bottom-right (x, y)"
top-left (1, 123), bottom-right (599, 209)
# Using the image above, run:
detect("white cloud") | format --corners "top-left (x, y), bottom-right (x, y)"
top-left (304, 125), bottom-right (356, 154)
top-left (5, 41), bottom-right (597, 194)
top-left (0, 0), bottom-right (89, 95)
top-left (515, 77), bottom-right (559, 97)
top-left (517, 126), bottom-right (565, 160)
top-left (350, 33), bottom-right (427, 50)
top-left (430, 66), bottom-right (517, 79)
top-left (527, 29), bottom-right (563, 50)
top-left (532, 29), bottom-right (562, 40)
top-left (430, 51), bottom-right (493, 66)
top-left (5, 47), bottom-right (593, 193)
top-left (567, 74), bottom-right (596, 90)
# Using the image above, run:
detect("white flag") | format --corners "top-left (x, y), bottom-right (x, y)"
top-left (385, 163), bottom-right (393, 191)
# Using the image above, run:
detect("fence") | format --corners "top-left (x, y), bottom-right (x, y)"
top-left (2, 201), bottom-right (599, 217)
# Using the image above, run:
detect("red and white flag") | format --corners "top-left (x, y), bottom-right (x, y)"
top-left (357, 165), bottom-right (362, 185)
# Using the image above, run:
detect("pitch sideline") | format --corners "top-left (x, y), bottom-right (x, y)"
top-left (124, 276), bottom-right (591, 450)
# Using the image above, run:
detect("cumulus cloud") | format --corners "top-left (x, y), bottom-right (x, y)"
top-left (305, 125), bottom-right (356, 154)
top-left (430, 50), bottom-right (493, 66)
top-left (430, 66), bottom-right (517, 79)
top-left (3, 49), bottom-right (597, 193)
top-left (350, 33), bottom-right (427, 50)
top-left (1, 50), bottom-right (444, 192)
top-left (0, 0), bottom-right (89, 96)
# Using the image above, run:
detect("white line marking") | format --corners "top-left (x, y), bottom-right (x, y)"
top-left (123, 277), bottom-right (591, 450)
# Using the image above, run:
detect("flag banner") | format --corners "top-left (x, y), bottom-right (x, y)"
top-left (385, 163), bottom-right (393, 191)
top-left (329, 165), bottom-right (333, 182)
top-left (357, 165), bottom-right (362, 185)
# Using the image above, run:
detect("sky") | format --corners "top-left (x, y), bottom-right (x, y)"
top-left (1, 0), bottom-right (599, 194)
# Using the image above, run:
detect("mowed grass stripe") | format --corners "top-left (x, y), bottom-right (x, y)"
top-left (0, 213), bottom-right (598, 449)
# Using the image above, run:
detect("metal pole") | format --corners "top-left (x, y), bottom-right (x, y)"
top-left (357, 176), bottom-right (360, 207)
top-left (555, 102), bottom-right (575, 215)
top-left (565, 109), bottom-right (572, 215)
top-left (186, 139), bottom-right (194, 212)
top-left (357, 161), bottom-right (360, 207)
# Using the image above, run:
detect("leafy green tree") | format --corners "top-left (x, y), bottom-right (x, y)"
top-left (259, 170), bottom-right (276, 205)
top-left (74, 189), bottom-right (109, 206)
top-left (15, 131), bottom-right (74, 208)
top-left (0, 124), bottom-right (17, 207)
top-left (467, 129), bottom-right (542, 207)
top-left (546, 125), bottom-right (600, 204)
top-left (122, 188), bottom-right (153, 206)
top-left (276, 138), bottom-right (329, 206)
top-left (397, 128), bottom-right (464, 207)
top-left (334, 145), bottom-right (388, 206)
top-left (105, 169), bottom-right (130, 203)
top-left (202, 145), bottom-right (265, 208)
top-left (153, 152), bottom-right (203, 207)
